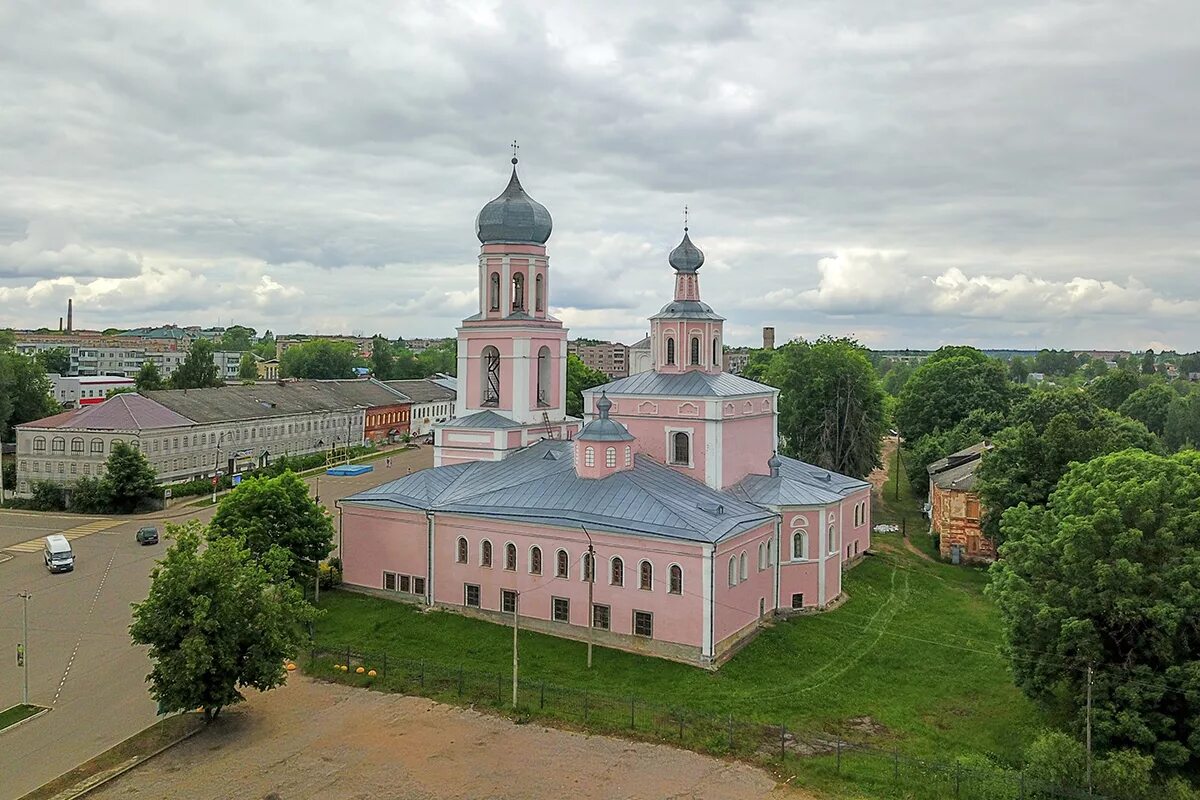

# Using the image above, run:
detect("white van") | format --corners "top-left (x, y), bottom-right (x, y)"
top-left (44, 535), bottom-right (74, 573)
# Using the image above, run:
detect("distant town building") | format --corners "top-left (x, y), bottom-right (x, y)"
top-left (724, 349), bottom-right (751, 375)
top-left (275, 335), bottom-right (374, 360)
top-left (927, 442), bottom-right (994, 563)
top-left (628, 335), bottom-right (652, 375)
top-left (257, 359), bottom-right (280, 381)
top-left (568, 340), bottom-right (629, 379)
top-left (762, 326), bottom-right (775, 350)
top-left (383, 379), bottom-right (457, 436)
top-left (46, 374), bottom-right (136, 407)
top-left (404, 337), bottom-right (453, 353)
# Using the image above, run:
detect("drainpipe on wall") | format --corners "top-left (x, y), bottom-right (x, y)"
top-left (425, 510), bottom-right (435, 607)
top-left (708, 544), bottom-right (715, 662)
top-left (773, 513), bottom-right (781, 612)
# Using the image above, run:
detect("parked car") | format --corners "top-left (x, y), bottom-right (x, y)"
top-left (136, 526), bottom-right (159, 545)
top-left (44, 534), bottom-right (74, 572)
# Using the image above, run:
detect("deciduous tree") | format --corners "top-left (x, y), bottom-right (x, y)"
top-left (171, 339), bottom-right (221, 389)
top-left (762, 337), bottom-right (885, 479)
top-left (34, 346), bottom-right (71, 375)
top-left (905, 409), bottom-right (1008, 496)
top-left (0, 352), bottom-right (60, 442)
top-left (565, 353), bottom-right (608, 417)
top-left (130, 522), bottom-right (315, 722)
top-left (208, 471), bottom-right (335, 584)
top-left (1086, 369), bottom-right (1140, 410)
top-left (279, 339), bottom-right (358, 379)
top-left (370, 335), bottom-right (395, 380)
top-left (895, 346), bottom-right (1011, 441)
top-left (989, 449), bottom-right (1200, 772)
top-left (135, 361), bottom-right (164, 392)
top-left (237, 352), bottom-right (259, 381)
top-left (1164, 390), bottom-right (1200, 451)
top-left (104, 440), bottom-right (159, 512)
top-left (1118, 383), bottom-right (1174, 436)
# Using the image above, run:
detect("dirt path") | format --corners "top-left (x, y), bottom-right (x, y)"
top-left (90, 676), bottom-right (804, 800)
top-left (902, 536), bottom-right (935, 562)
top-left (867, 436), bottom-right (897, 502)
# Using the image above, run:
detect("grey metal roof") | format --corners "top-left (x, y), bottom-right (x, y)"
top-left (648, 299), bottom-right (726, 321)
top-left (383, 379), bottom-right (456, 404)
top-left (474, 163), bottom-right (553, 245)
top-left (731, 454), bottom-right (870, 507)
top-left (440, 410), bottom-right (525, 429)
top-left (931, 459), bottom-right (981, 491)
top-left (343, 440), bottom-right (776, 544)
top-left (586, 370), bottom-right (776, 399)
top-left (144, 380), bottom-right (399, 424)
top-left (927, 441), bottom-right (991, 476)
top-left (668, 230), bottom-right (705, 272)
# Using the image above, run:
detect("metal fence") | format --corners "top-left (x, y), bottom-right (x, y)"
top-left (306, 645), bottom-right (1108, 800)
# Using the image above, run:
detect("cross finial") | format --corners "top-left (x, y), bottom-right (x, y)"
top-left (683, 205), bottom-right (689, 232)
top-left (510, 139), bottom-right (520, 165)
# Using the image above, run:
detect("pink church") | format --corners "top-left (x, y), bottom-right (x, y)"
top-left (339, 158), bottom-right (871, 667)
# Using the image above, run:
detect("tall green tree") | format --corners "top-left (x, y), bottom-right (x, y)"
top-left (208, 471), bottom-right (335, 584)
top-left (135, 361), bottom-right (164, 391)
top-left (252, 330), bottom-right (276, 360)
top-left (237, 352), bottom-right (259, 381)
top-left (416, 340), bottom-right (457, 376)
top-left (130, 522), bottom-right (315, 723)
top-left (0, 329), bottom-right (14, 350)
top-left (1087, 369), bottom-right (1141, 410)
top-left (989, 449), bottom-right (1200, 771)
top-left (1008, 355), bottom-right (1031, 384)
top-left (218, 325), bottom-right (257, 352)
top-left (1081, 357), bottom-right (1109, 379)
top-left (1142, 348), bottom-right (1157, 374)
top-left (104, 440), bottom-right (159, 512)
top-left (740, 348), bottom-right (775, 382)
top-left (1118, 383), bottom-right (1174, 437)
top-left (761, 337), bottom-right (885, 479)
top-left (565, 353), bottom-right (608, 417)
top-left (1164, 390), bottom-right (1200, 451)
top-left (171, 339), bottom-right (221, 389)
top-left (370, 335), bottom-right (395, 380)
top-left (0, 352), bottom-right (60, 442)
top-left (35, 346), bottom-right (72, 375)
top-left (976, 389), bottom-right (1158, 542)
top-left (279, 339), bottom-right (359, 379)
top-left (905, 408), bottom-right (1008, 496)
top-left (895, 346), bottom-right (1011, 441)
top-left (880, 361), bottom-right (914, 396)
top-left (1033, 349), bottom-right (1080, 376)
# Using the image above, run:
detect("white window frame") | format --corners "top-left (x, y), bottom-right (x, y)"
top-left (664, 427), bottom-right (694, 468)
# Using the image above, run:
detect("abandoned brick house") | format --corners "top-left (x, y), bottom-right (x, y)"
top-left (927, 441), bottom-right (995, 563)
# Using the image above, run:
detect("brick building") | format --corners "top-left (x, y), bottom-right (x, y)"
top-left (927, 442), bottom-right (994, 563)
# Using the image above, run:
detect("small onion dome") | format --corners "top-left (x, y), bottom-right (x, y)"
top-left (475, 159), bottom-right (553, 245)
top-left (768, 452), bottom-right (782, 478)
top-left (577, 392), bottom-right (635, 442)
top-left (668, 230), bottom-right (705, 272)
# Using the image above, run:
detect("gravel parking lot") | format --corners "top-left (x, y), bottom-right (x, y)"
top-left (89, 676), bottom-right (796, 800)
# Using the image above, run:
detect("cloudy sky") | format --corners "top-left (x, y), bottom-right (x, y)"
top-left (1, 1), bottom-right (1197, 350)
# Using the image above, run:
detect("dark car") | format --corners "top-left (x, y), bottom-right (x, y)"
top-left (136, 526), bottom-right (159, 545)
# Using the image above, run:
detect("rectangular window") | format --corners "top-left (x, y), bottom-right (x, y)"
top-left (592, 603), bottom-right (610, 631)
top-left (464, 583), bottom-right (481, 608)
top-left (383, 571), bottom-right (397, 591)
top-left (552, 596), bottom-right (570, 623)
top-left (399, 574), bottom-right (411, 593)
top-left (501, 589), bottom-right (517, 614)
top-left (791, 593), bottom-right (804, 609)
top-left (413, 577), bottom-right (426, 596)
top-left (633, 610), bottom-right (653, 638)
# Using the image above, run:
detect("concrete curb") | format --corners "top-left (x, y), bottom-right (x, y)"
top-left (0, 705), bottom-right (50, 735)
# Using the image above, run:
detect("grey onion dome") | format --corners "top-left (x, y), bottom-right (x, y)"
top-left (475, 160), bottom-right (553, 245)
top-left (577, 392), bottom-right (635, 442)
top-left (768, 452), bottom-right (782, 478)
top-left (668, 230), bottom-right (705, 272)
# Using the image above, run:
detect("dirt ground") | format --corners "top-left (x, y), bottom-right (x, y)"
top-left (90, 677), bottom-right (802, 800)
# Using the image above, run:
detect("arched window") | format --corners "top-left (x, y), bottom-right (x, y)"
top-left (512, 272), bottom-right (525, 311)
top-left (582, 552), bottom-right (593, 582)
top-left (530, 546), bottom-right (543, 575)
top-left (489, 272), bottom-right (500, 311)
top-left (606, 447), bottom-right (616, 468)
top-left (728, 556), bottom-right (738, 586)
top-left (481, 346), bottom-right (501, 406)
top-left (828, 525), bottom-right (837, 554)
top-left (52, 437), bottom-right (65, 453)
top-left (556, 549), bottom-right (569, 578)
top-left (712, 337), bottom-right (720, 366)
top-left (457, 537), bottom-right (468, 564)
top-left (639, 560), bottom-right (653, 590)
top-left (584, 446), bottom-right (595, 467)
top-left (690, 336), bottom-right (700, 365)
top-left (535, 274), bottom-right (544, 312)
top-left (480, 540), bottom-right (493, 567)
top-left (758, 542), bottom-right (766, 570)
top-left (610, 556), bottom-right (624, 586)
top-left (71, 437), bottom-right (84, 453)
top-left (670, 431), bottom-right (689, 465)
top-left (624, 446), bottom-right (632, 467)
top-left (666, 337), bottom-right (676, 365)
top-left (33, 436), bottom-right (46, 452)
top-left (505, 542), bottom-right (517, 571)
top-left (90, 438), bottom-right (103, 453)
top-left (536, 346), bottom-right (550, 408)
top-left (739, 552), bottom-right (748, 580)
top-left (766, 539), bottom-right (774, 566)
top-left (669, 565), bottom-right (682, 595)
top-left (792, 531), bottom-right (807, 561)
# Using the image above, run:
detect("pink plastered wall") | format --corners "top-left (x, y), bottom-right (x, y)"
top-left (712, 521), bottom-right (776, 647)
top-left (617, 414), bottom-right (707, 484)
top-left (719, 412), bottom-right (776, 488)
top-left (342, 505), bottom-right (430, 591)
top-left (838, 487), bottom-right (872, 558)
top-left (432, 516), bottom-right (707, 648)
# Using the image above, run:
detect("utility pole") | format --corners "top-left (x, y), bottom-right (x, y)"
top-left (19, 591), bottom-right (30, 705)
top-left (581, 526), bottom-right (595, 669)
top-left (511, 591), bottom-right (519, 708)
top-left (893, 431), bottom-right (901, 500)
top-left (1086, 664), bottom-right (1093, 795)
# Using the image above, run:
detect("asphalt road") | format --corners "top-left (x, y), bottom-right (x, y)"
top-left (0, 445), bottom-right (432, 800)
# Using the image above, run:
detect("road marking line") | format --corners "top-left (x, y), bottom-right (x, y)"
top-left (53, 543), bottom-right (119, 705)
top-left (4, 518), bottom-right (124, 553)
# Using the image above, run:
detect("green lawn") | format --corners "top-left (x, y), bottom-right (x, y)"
top-left (877, 438), bottom-right (941, 561)
top-left (0, 703), bottom-right (45, 731)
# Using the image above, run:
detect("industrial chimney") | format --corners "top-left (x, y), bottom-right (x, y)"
top-left (762, 326), bottom-right (775, 350)
top-left (67, 298), bottom-right (73, 332)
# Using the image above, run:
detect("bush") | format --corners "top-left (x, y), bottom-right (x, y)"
top-left (30, 480), bottom-right (67, 511)
top-left (69, 476), bottom-right (111, 513)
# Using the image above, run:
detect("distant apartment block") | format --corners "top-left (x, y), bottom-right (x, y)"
top-left (47, 374), bottom-right (136, 406)
top-left (568, 340), bottom-right (629, 379)
top-left (275, 335), bottom-right (374, 360)
top-left (724, 349), bottom-right (751, 375)
top-left (14, 332), bottom-right (252, 382)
